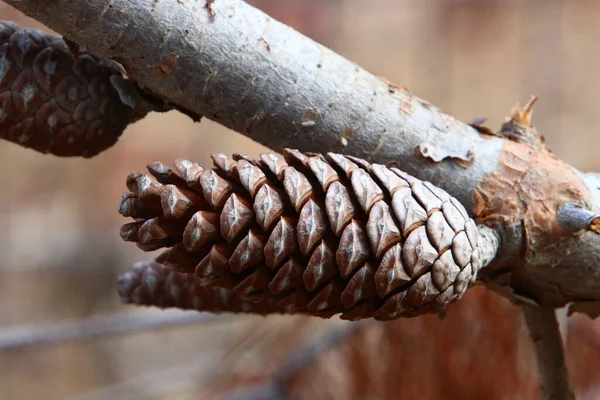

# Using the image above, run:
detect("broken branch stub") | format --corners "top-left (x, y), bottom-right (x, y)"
top-left (557, 202), bottom-right (600, 234)
top-left (117, 149), bottom-right (499, 320)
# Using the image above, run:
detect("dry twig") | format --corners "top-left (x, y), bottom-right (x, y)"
top-left (521, 305), bottom-right (575, 400)
top-left (221, 321), bottom-right (366, 400)
top-left (66, 355), bottom-right (215, 400)
top-left (0, 310), bottom-right (217, 351)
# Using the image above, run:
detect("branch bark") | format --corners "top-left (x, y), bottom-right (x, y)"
top-left (3, 0), bottom-right (600, 309)
top-left (521, 305), bottom-right (575, 400)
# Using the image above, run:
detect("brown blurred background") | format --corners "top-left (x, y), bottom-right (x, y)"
top-left (1, 0), bottom-right (600, 399)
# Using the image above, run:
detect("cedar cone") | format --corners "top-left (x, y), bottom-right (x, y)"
top-left (118, 150), bottom-right (482, 321)
top-left (0, 21), bottom-right (138, 157)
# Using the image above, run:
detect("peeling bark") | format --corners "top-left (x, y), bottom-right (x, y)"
top-left (473, 139), bottom-right (600, 306)
top-left (473, 141), bottom-right (587, 252)
top-left (3, 0), bottom-right (600, 312)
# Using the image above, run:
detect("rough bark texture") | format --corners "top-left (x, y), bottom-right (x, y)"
top-left (3, 0), bottom-right (600, 310)
top-left (1, 0), bottom-right (502, 205)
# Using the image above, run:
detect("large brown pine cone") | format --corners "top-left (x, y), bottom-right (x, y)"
top-left (0, 21), bottom-right (135, 157)
top-left (118, 150), bottom-right (482, 321)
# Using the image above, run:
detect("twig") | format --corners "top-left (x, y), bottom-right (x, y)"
top-left (521, 305), bottom-right (575, 400)
top-left (221, 321), bottom-right (368, 400)
top-left (0, 309), bottom-right (218, 351)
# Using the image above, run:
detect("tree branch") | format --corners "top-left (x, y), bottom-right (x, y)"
top-left (3, 0), bottom-right (600, 309)
top-left (0, 310), bottom-right (216, 351)
top-left (521, 305), bottom-right (575, 400)
top-left (0, 0), bottom-right (502, 206)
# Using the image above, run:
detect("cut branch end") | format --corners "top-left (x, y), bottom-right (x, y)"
top-left (558, 202), bottom-right (600, 235)
top-left (589, 217), bottom-right (600, 235)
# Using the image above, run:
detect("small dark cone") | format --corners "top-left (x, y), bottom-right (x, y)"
top-left (118, 260), bottom-right (284, 315)
top-left (0, 21), bottom-right (139, 157)
top-left (118, 150), bottom-right (482, 321)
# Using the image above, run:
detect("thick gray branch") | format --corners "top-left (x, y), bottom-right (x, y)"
top-left (2, 0), bottom-right (500, 211)
top-left (4, 0), bottom-right (600, 308)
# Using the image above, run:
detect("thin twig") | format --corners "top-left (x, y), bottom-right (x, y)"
top-left (221, 321), bottom-right (368, 400)
top-left (521, 305), bottom-right (575, 400)
top-left (0, 309), bottom-right (219, 351)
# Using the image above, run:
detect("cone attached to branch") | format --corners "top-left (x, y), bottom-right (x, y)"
top-left (0, 21), bottom-right (147, 157)
top-left (119, 259), bottom-right (283, 315)
top-left (118, 149), bottom-right (483, 321)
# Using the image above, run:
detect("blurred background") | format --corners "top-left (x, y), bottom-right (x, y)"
top-left (1, 0), bottom-right (600, 399)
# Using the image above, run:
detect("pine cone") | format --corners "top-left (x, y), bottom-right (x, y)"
top-left (0, 21), bottom-right (136, 157)
top-left (118, 150), bottom-right (482, 321)
top-left (119, 260), bottom-right (284, 315)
